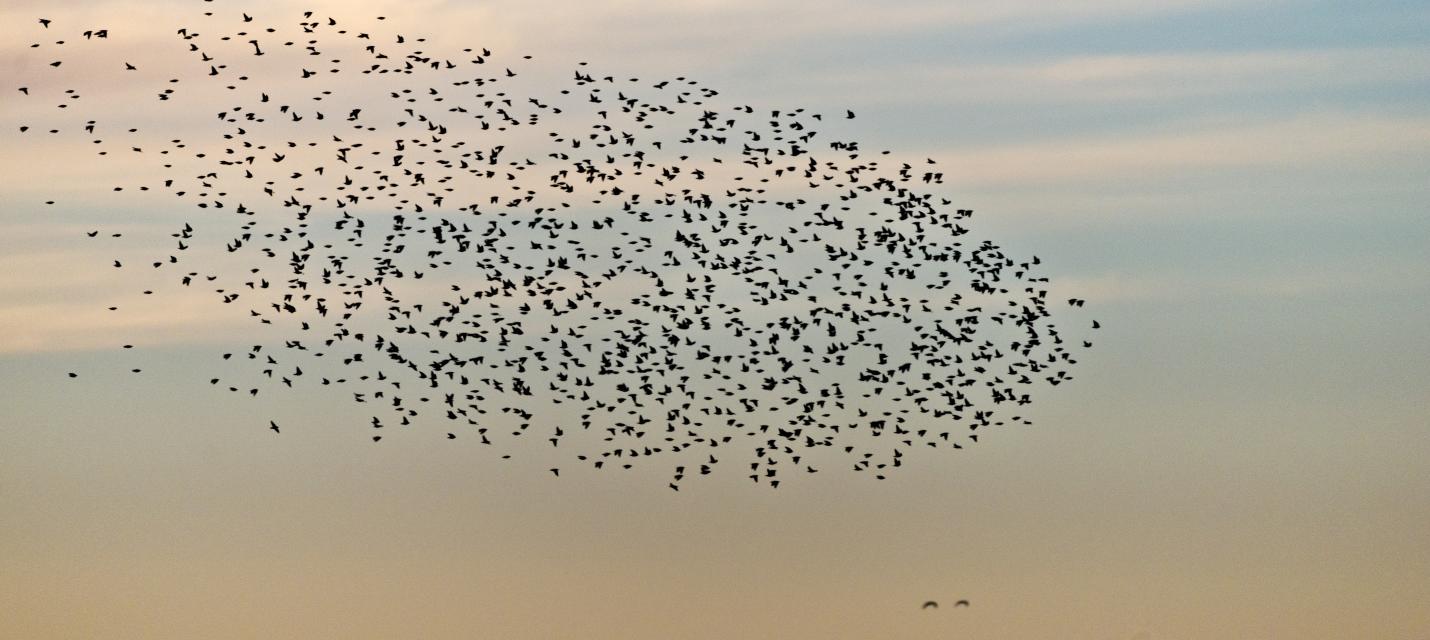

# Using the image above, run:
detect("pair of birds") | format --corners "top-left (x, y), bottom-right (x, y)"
top-left (923, 599), bottom-right (969, 609)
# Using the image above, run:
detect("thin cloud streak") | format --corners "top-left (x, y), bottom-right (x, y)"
top-left (920, 112), bottom-right (1430, 187)
top-left (794, 46), bottom-right (1430, 107)
top-left (1057, 258), bottom-right (1430, 305)
top-left (0, 296), bottom-right (247, 354)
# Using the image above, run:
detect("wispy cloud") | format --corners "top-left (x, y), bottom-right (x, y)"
top-left (797, 46), bottom-right (1430, 107)
top-left (908, 111), bottom-right (1430, 187)
top-left (0, 0), bottom-right (1273, 75)
top-left (4, 0), bottom-right (1428, 354)
top-left (1057, 257), bottom-right (1430, 304)
top-left (0, 295), bottom-right (247, 354)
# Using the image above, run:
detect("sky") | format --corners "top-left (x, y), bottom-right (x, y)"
top-left (2, 1), bottom-right (1428, 638)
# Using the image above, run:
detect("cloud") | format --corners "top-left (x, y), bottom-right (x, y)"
top-left (1056, 257), bottom-right (1430, 304)
top-left (902, 111), bottom-right (1430, 188)
top-left (0, 245), bottom-right (264, 354)
top-left (0, 295), bottom-right (248, 354)
top-left (0, 0), bottom-right (1272, 78)
top-left (800, 46), bottom-right (1430, 107)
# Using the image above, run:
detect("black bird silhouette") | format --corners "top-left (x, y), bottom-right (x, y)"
top-left (922, 601), bottom-right (938, 609)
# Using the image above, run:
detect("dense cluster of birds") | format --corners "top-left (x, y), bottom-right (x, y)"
top-left (14, 5), bottom-right (1096, 489)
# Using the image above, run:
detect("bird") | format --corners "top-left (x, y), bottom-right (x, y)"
top-left (922, 601), bottom-right (938, 609)
top-left (954, 600), bottom-right (970, 607)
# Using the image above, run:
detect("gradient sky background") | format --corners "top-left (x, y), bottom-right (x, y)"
top-left (2, 1), bottom-right (1428, 638)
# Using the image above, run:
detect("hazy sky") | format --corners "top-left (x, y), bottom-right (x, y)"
top-left (2, 1), bottom-right (1428, 639)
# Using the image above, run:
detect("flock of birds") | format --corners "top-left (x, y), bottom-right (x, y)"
top-left (15, 5), bottom-right (1096, 489)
